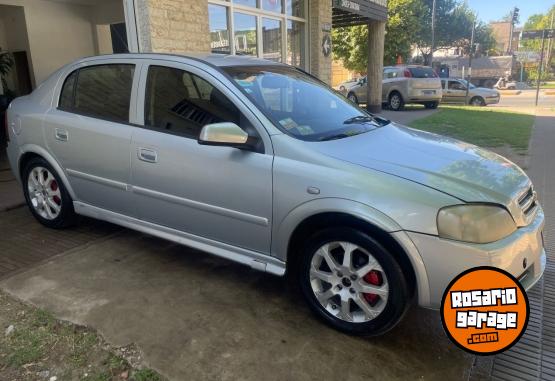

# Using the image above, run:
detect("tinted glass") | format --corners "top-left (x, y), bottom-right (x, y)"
top-left (145, 66), bottom-right (240, 139)
top-left (408, 67), bottom-right (437, 78)
top-left (287, 20), bottom-right (305, 67)
top-left (209, 4), bottom-right (230, 54)
top-left (59, 70), bottom-right (77, 109)
top-left (234, 12), bottom-right (257, 56)
top-left (262, 0), bottom-right (282, 13)
top-left (224, 65), bottom-right (388, 141)
top-left (262, 18), bottom-right (282, 62)
top-left (73, 65), bottom-right (134, 123)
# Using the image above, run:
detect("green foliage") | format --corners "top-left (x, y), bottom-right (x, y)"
top-left (133, 368), bottom-right (164, 381)
top-left (520, 6), bottom-right (555, 68)
top-left (332, 0), bottom-right (497, 73)
top-left (409, 106), bottom-right (534, 152)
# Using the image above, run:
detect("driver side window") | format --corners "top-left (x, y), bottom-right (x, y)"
top-left (144, 66), bottom-right (242, 139)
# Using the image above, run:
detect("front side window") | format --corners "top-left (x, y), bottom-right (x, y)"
top-left (144, 66), bottom-right (241, 139)
top-left (224, 65), bottom-right (389, 141)
top-left (60, 64), bottom-right (134, 123)
top-left (449, 81), bottom-right (466, 91)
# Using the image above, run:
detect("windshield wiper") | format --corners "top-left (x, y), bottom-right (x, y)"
top-left (320, 133), bottom-right (351, 141)
top-left (343, 115), bottom-right (376, 125)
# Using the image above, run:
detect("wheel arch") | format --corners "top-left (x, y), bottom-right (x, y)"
top-left (275, 199), bottom-right (428, 302)
top-left (17, 144), bottom-right (77, 200)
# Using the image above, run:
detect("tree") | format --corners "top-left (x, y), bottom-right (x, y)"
top-left (332, 0), bottom-right (425, 72)
top-left (332, 0), bottom-right (496, 73)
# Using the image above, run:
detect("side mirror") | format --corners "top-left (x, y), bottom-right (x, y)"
top-left (198, 122), bottom-right (254, 150)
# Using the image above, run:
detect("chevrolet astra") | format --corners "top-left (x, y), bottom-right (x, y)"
top-left (5, 54), bottom-right (546, 336)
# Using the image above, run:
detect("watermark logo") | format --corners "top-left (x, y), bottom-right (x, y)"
top-left (441, 267), bottom-right (529, 355)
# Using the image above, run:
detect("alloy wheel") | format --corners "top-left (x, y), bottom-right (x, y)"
top-left (390, 95), bottom-right (401, 110)
top-left (309, 241), bottom-right (389, 323)
top-left (27, 166), bottom-right (62, 220)
top-left (348, 94), bottom-right (357, 103)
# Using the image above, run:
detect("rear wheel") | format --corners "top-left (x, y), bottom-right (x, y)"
top-left (347, 92), bottom-right (358, 104)
top-left (424, 101), bottom-right (439, 109)
top-left (298, 227), bottom-right (410, 336)
top-left (23, 157), bottom-right (76, 229)
top-left (388, 92), bottom-right (404, 111)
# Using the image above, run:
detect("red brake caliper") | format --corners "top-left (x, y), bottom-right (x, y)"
top-left (363, 270), bottom-right (383, 306)
top-left (50, 180), bottom-right (61, 205)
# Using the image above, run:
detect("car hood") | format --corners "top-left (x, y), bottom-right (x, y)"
top-left (312, 123), bottom-right (529, 204)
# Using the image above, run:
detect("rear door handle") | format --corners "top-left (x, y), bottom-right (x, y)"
top-left (55, 128), bottom-right (68, 141)
top-left (138, 148), bottom-right (158, 163)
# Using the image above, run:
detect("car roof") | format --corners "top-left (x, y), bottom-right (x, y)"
top-left (75, 53), bottom-right (286, 68)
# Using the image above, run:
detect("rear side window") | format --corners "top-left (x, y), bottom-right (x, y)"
top-left (144, 65), bottom-right (241, 139)
top-left (59, 64), bottom-right (135, 123)
top-left (408, 67), bottom-right (437, 78)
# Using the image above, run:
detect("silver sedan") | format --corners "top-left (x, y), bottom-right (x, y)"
top-left (6, 54), bottom-right (545, 336)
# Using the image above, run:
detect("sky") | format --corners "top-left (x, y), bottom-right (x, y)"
top-left (466, 0), bottom-right (554, 25)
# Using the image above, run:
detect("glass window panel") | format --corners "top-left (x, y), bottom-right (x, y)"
top-left (234, 0), bottom-right (256, 8)
top-left (209, 4), bottom-right (230, 54)
top-left (59, 70), bottom-right (77, 109)
top-left (262, 0), bottom-right (282, 13)
top-left (234, 12), bottom-right (257, 56)
top-left (286, 0), bottom-right (304, 17)
top-left (73, 64), bottom-right (134, 123)
top-left (262, 18), bottom-right (282, 62)
top-left (145, 66), bottom-right (241, 139)
top-left (287, 20), bottom-right (305, 68)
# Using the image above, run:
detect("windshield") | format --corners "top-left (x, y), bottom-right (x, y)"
top-left (462, 80), bottom-right (476, 89)
top-left (223, 65), bottom-right (389, 141)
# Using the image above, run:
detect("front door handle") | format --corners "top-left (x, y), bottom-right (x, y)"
top-left (55, 128), bottom-right (68, 141)
top-left (138, 148), bottom-right (158, 163)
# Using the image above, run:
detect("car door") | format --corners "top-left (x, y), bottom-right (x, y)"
top-left (445, 80), bottom-right (467, 103)
top-left (354, 77), bottom-right (367, 103)
top-left (130, 61), bottom-right (273, 254)
top-left (45, 61), bottom-right (138, 215)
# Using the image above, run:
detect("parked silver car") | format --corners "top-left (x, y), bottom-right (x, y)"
top-left (6, 54), bottom-right (545, 336)
top-left (441, 78), bottom-right (501, 106)
top-left (346, 65), bottom-right (443, 111)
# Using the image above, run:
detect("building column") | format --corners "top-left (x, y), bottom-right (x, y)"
top-left (366, 20), bottom-right (385, 113)
top-left (133, 0), bottom-right (211, 54)
top-left (309, 0), bottom-right (332, 85)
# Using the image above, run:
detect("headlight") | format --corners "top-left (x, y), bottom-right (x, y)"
top-left (437, 204), bottom-right (516, 244)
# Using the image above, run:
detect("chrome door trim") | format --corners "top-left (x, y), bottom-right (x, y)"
top-left (66, 168), bottom-right (128, 191)
top-left (73, 201), bottom-right (284, 275)
top-left (131, 185), bottom-right (269, 227)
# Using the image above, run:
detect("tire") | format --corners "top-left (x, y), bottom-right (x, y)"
top-left (347, 92), bottom-right (358, 104)
top-left (388, 92), bottom-right (404, 111)
top-left (424, 101), bottom-right (439, 109)
top-left (469, 96), bottom-right (485, 107)
top-left (22, 157), bottom-right (76, 229)
top-left (298, 227), bottom-right (410, 336)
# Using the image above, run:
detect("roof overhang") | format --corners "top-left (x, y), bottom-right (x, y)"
top-left (332, 0), bottom-right (388, 27)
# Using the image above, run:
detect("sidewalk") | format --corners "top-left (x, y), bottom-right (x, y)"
top-left (490, 111), bottom-right (555, 381)
top-left (0, 149), bottom-right (24, 212)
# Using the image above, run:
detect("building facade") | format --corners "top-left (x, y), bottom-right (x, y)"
top-left (0, 0), bottom-right (387, 109)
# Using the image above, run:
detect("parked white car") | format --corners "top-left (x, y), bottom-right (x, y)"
top-left (441, 78), bottom-right (500, 106)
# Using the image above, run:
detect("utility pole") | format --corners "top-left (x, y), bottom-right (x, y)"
top-left (536, 29), bottom-right (547, 107)
top-left (465, 19), bottom-right (476, 104)
top-left (430, 0), bottom-right (436, 66)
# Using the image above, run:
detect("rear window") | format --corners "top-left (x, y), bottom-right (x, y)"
top-left (59, 64), bottom-right (135, 123)
top-left (408, 67), bottom-right (437, 78)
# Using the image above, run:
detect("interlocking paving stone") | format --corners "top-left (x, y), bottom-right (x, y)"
top-left (490, 115), bottom-right (555, 381)
top-left (0, 206), bottom-right (119, 279)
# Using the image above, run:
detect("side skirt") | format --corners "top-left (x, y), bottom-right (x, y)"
top-left (73, 201), bottom-right (286, 276)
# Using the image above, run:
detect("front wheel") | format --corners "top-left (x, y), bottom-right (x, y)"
top-left (298, 227), bottom-right (410, 336)
top-left (469, 96), bottom-right (485, 107)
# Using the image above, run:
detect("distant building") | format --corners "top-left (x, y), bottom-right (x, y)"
top-left (490, 21), bottom-right (521, 54)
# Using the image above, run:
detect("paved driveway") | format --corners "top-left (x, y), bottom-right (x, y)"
top-left (0, 209), bottom-right (472, 380)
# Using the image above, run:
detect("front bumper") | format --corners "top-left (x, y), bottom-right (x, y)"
top-left (404, 206), bottom-right (546, 308)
